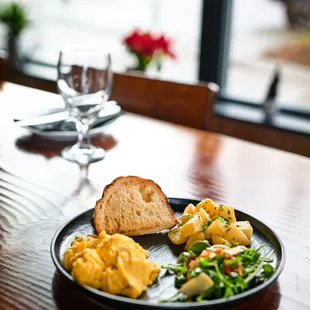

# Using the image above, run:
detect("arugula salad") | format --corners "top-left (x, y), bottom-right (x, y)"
top-left (162, 241), bottom-right (275, 302)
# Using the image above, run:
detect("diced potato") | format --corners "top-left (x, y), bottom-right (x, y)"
top-left (197, 208), bottom-right (212, 224)
top-left (196, 199), bottom-right (219, 218)
top-left (204, 229), bottom-right (212, 240)
top-left (222, 224), bottom-right (250, 246)
top-left (235, 221), bottom-right (253, 239)
top-left (185, 232), bottom-right (205, 251)
top-left (217, 205), bottom-right (236, 223)
top-left (212, 236), bottom-right (231, 247)
top-left (179, 272), bottom-right (214, 297)
top-left (179, 213), bottom-right (193, 224)
top-left (206, 218), bottom-right (227, 237)
top-left (168, 227), bottom-right (189, 245)
top-left (180, 214), bottom-right (204, 238)
top-left (183, 203), bottom-right (196, 215)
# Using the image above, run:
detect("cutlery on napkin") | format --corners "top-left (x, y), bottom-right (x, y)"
top-left (14, 100), bottom-right (122, 131)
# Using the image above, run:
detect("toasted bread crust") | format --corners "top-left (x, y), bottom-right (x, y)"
top-left (93, 176), bottom-right (177, 236)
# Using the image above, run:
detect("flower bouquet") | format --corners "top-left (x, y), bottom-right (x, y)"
top-left (123, 29), bottom-right (175, 72)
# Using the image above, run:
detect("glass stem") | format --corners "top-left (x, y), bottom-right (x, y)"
top-left (76, 120), bottom-right (91, 147)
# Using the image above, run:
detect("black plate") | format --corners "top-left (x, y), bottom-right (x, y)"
top-left (51, 198), bottom-right (285, 309)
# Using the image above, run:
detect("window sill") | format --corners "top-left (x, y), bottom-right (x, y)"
top-left (215, 100), bottom-right (310, 136)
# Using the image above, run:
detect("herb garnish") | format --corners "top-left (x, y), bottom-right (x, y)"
top-left (219, 204), bottom-right (225, 211)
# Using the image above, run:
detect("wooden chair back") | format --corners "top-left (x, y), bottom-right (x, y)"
top-left (4, 65), bottom-right (219, 130)
top-left (111, 73), bottom-right (219, 130)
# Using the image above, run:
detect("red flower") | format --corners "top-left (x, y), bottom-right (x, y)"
top-left (155, 35), bottom-right (176, 59)
top-left (141, 33), bottom-right (156, 56)
top-left (123, 29), bottom-right (156, 57)
top-left (123, 29), bottom-right (176, 59)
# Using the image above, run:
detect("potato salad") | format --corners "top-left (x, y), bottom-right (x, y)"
top-left (168, 198), bottom-right (253, 250)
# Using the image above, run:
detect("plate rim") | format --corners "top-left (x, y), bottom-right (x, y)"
top-left (23, 109), bottom-right (122, 141)
top-left (27, 124), bottom-right (106, 138)
top-left (50, 198), bottom-right (286, 309)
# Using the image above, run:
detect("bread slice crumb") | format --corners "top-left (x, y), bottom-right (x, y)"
top-left (93, 176), bottom-right (177, 236)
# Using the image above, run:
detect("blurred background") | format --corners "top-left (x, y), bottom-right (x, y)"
top-left (0, 0), bottom-right (309, 144)
top-left (1, 0), bottom-right (310, 107)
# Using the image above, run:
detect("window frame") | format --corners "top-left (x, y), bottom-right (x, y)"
top-left (198, 0), bottom-right (310, 120)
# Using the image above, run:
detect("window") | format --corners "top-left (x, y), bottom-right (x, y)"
top-left (227, 0), bottom-right (310, 112)
top-left (200, 0), bottom-right (310, 117)
top-left (16, 0), bottom-right (202, 83)
top-left (198, 0), bottom-right (310, 135)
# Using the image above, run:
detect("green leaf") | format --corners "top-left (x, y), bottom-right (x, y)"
top-left (188, 240), bottom-right (210, 256)
top-left (189, 267), bottom-right (203, 279)
top-left (262, 264), bottom-right (274, 279)
top-left (175, 273), bottom-right (187, 288)
top-left (132, 54), bottom-right (152, 71)
top-left (0, 2), bottom-right (30, 38)
top-left (177, 251), bottom-right (196, 265)
top-left (224, 286), bottom-right (233, 298)
top-left (224, 256), bottom-right (241, 266)
top-left (161, 264), bottom-right (187, 274)
top-left (231, 242), bottom-right (239, 247)
top-left (199, 257), bottom-right (211, 268)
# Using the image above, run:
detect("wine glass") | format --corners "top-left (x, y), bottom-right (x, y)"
top-left (57, 48), bottom-right (113, 164)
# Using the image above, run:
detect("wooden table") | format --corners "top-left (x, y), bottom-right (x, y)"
top-left (0, 83), bottom-right (309, 310)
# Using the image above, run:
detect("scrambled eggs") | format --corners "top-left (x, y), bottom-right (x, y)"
top-left (63, 231), bottom-right (160, 298)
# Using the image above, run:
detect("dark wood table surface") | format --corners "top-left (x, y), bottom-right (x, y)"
top-left (0, 83), bottom-right (309, 310)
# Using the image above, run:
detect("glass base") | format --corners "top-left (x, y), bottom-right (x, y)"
top-left (61, 144), bottom-right (105, 164)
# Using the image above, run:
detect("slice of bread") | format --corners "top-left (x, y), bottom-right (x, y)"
top-left (93, 176), bottom-right (177, 236)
